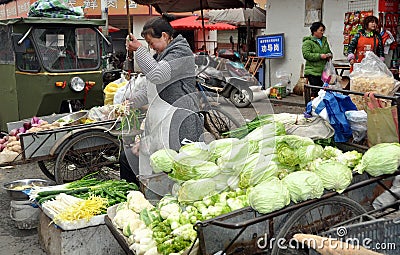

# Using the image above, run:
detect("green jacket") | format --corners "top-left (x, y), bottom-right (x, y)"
top-left (302, 35), bottom-right (332, 76)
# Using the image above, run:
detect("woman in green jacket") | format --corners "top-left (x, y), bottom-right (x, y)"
top-left (302, 22), bottom-right (333, 97)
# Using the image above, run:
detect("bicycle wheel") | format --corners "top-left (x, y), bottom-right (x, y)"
top-left (37, 160), bottom-right (56, 181)
top-left (203, 107), bottom-right (241, 139)
top-left (270, 196), bottom-right (367, 255)
top-left (54, 131), bottom-right (120, 184)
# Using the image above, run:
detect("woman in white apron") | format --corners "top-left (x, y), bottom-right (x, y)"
top-left (120, 15), bottom-right (203, 186)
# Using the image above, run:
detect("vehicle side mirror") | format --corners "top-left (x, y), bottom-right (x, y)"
top-left (104, 36), bottom-right (113, 54)
top-left (11, 33), bottom-right (26, 53)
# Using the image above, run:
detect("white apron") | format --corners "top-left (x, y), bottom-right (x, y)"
top-left (138, 81), bottom-right (196, 176)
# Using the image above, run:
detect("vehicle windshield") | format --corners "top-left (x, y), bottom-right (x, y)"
top-left (31, 27), bottom-right (100, 72)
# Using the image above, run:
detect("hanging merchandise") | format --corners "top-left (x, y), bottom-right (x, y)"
top-left (342, 10), bottom-right (373, 56)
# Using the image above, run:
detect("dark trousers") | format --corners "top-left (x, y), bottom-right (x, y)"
top-left (305, 74), bottom-right (324, 97)
top-left (119, 147), bottom-right (140, 187)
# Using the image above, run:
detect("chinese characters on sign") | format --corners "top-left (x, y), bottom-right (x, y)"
top-left (256, 34), bottom-right (284, 58)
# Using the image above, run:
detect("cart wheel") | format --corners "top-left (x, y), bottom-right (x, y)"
top-left (54, 131), bottom-right (120, 184)
top-left (202, 107), bottom-right (241, 139)
top-left (270, 196), bottom-right (367, 255)
top-left (37, 160), bottom-right (56, 181)
top-left (229, 87), bottom-right (252, 108)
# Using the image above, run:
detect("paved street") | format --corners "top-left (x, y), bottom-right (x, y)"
top-left (0, 96), bottom-right (305, 255)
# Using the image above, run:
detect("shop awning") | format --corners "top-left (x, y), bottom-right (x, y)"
top-left (170, 16), bottom-right (236, 30)
top-left (134, 0), bottom-right (254, 13)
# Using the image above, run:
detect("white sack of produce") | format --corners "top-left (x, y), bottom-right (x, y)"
top-left (355, 143), bottom-right (400, 177)
top-left (349, 51), bottom-right (398, 110)
top-left (248, 177), bottom-right (290, 214)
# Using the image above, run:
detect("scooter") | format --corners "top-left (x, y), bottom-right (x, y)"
top-left (195, 54), bottom-right (258, 108)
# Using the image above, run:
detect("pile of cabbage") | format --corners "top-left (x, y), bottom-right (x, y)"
top-left (149, 120), bottom-right (400, 215)
top-left (117, 118), bottom-right (400, 255)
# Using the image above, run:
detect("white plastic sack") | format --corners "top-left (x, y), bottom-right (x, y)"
top-left (310, 90), bottom-right (328, 121)
top-left (113, 74), bottom-right (147, 104)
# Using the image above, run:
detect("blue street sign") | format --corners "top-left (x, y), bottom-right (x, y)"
top-left (257, 33), bottom-right (285, 58)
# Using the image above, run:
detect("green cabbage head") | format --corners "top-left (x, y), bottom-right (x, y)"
top-left (282, 171), bottom-right (324, 203)
top-left (248, 177), bottom-right (290, 214)
top-left (150, 149), bottom-right (178, 173)
top-left (355, 143), bottom-right (400, 177)
top-left (313, 161), bottom-right (353, 193)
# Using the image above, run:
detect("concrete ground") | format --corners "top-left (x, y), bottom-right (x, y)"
top-left (0, 95), bottom-right (306, 255)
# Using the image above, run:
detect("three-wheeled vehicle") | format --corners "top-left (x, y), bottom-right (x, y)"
top-left (0, 17), bottom-right (112, 131)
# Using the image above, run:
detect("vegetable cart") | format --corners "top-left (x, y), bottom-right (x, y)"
top-left (1, 113), bottom-right (130, 184)
top-left (104, 163), bottom-right (399, 255)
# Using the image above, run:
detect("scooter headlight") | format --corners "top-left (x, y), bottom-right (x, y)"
top-left (70, 77), bottom-right (85, 92)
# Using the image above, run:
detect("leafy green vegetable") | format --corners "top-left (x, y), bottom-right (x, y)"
top-left (355, 143), bottom-right (400, 177)
top-left (313, 161), bottom-right (353, 193)
top-left (245, 122), bottom-right (286, 142)
top-left (248, 177), bottom-right (290, 214)
top-left (282, 171), bottom-right (324, 203)
top-left (171, 157), bottom-right (220, 181)
top-left (150, 149), bottom-right (178, 173)
top-left (177, 178), bottom-right (217, 202)
top-left (238, 155), bottom-right (279, 188)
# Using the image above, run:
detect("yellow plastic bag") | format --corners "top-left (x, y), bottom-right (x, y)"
top-left (103, 80), bottom-right (127, 105)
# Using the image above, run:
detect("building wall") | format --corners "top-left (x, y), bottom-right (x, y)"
top-left (265, 0), bottom-right (379, 87)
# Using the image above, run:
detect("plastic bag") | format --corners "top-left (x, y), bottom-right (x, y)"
top-left (113, 74), bottom-right (147, 105)
top-left (364, 92), bottom-right (399, 146)
top-left (321, 60), bottom-right (337, 85)
top-left (103, 78), bottom-right (127, 105)
top-left (349, 51), bottom-right (395, 110)
top-left (345, 110), bottom-right (367, 142)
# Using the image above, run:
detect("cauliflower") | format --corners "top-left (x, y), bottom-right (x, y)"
top-left (127, 191), bottom-right (154, 213)
top-left (159, 203), bottom-right (181, 219)
top-left (123, 219), bottom-right (146, 237)
top-left (133, 228), bottom-right (153, 243)
top-left (112, 209), bottom-right (138, 229)
top-left (171, 224), bottom-right (197, 242)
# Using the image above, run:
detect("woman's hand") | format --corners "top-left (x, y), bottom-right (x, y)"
top-left (349, 59), bottom-right (355, 65)
top-left (321, 53), bottom-right (332, 60)
top-left (126, 33), bottom-right (142, 52)
top-left (131, 141), bottom-right (140, 156)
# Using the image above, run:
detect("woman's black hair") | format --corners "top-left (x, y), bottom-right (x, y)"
top-left (310, 22), bottom-right (325, 34)
top-left (141, 14), bottom-right (175, 39)
top-left (363, 15), bottom-right (379, 30)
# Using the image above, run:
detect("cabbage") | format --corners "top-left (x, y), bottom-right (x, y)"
top-left (149, 149), bottom-right (178, 173)
top-left (355, 143), bottom-right (400, 177)
top-left (171, 157), bottom-right (220, 181)
top-left (246, 122), bottom-right (286, 142)
top-left (239, 160), bottom-right (279, 188)
top-left (276, 143), bottom-right (299, 167)
top-left (322, 146), bottom-right (343, 159)
top-left (340, 150), bottom-right (363, 169)
top-left (258, 136), bottom-right (279, 156)
top-left (178, 142), bottom-right (211, 161)
top-left (248, 177), bottom-right (290, 214)
top-left (178, 178), bottom-right (217, 202)
top-left (313, 161), bottom-right (353, 193)
top-left (297, 144), bottom-right (323, 167)
top-left (208, 138), bottom-right (239, 160)
top-left (233, 153), bottom-right (265, 175)
top-left (216, 139), bottom-right (256, 169)
top-left (282, 171), bottom-right (324, 203)
top-left (276, 135), bottom-right (314, 148)
top-left (275, 135), bottom-right (316, 167)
